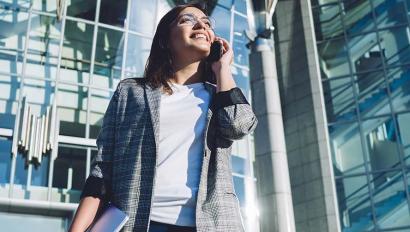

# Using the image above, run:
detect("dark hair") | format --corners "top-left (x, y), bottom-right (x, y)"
top-left (143, 2), bottom-right (213, 95)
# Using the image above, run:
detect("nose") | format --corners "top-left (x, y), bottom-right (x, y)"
top-left (193, 19), bottom-right (207, 30)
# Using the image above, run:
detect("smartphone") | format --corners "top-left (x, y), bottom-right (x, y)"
top-left (206, 41), bottom-right (223, 84)
top-left (207, 41), bottom-right (223, 62)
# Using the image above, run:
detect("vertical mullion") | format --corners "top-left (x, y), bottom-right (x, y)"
top-left (9, 3), bottom-right (34, 198)
top-left (86, 0), bottom-right (102, 141)
top-left (83, 0), bottom-right (102, 192)
top-left (120, 0), bottom-right (132, 81)
top-left (48, 0), bottom-right (68, 201)
top-left (229, 5), bottom-right (235, 46)
top-left (86, 148), bottom-right (91, 178)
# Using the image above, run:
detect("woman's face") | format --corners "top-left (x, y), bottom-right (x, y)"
top-left (169, 7), bottom-right (216, 61)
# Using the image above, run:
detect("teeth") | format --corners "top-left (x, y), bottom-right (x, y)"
top-left (193, 33), bottom-right (207, 41)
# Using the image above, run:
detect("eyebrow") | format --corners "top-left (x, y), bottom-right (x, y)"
top-left (177, 13), bottom-right (210, 20)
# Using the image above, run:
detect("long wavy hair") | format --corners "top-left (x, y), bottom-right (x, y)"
top-left (143, 2), bottom-right (214, 95)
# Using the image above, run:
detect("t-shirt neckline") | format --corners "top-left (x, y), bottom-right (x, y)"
top-left (169, 82), bottom-right (204, 90)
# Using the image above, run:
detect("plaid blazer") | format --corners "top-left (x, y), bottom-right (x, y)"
top-left (81, 77), bottom-right (258, 232)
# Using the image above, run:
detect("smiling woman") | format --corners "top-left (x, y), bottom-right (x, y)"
top-left (143, 3), bottom-right (218, 96)
top-left (68, 2), bottom-right (257, 232)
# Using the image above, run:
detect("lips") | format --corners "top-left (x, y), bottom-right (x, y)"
top-left (190, 32), bottom-right (209, 42)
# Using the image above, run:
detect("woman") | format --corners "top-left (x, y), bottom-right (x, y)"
top-left (69, 2), bottom-right (258, 232)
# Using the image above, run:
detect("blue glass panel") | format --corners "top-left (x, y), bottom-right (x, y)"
top-left (89, 89), bottom-right (114, 139)
top-left (234, 0), bottom-right (246, 14)
top-left (93, 26), bottom-right (123, 89)
top-left (32, 0), bottom-right (58, 13)
top-left (129, 0), bottom-right (156, 35)
top-left (99, 0), bottom-right (127, 27)
top-left (233, 14), bottom-right (249, 66)
top-left (26, 14), bottom-right (62, 80)
top-left (14, 153), bottom-right (28, 185)
top-left (0, 8), bottom-right (28, 75)
top-left (232, 67), bottom-right (250, 98)
top-left (124, 34), bottom-right (152, 79)
top-left (328, 122), bottom-right (367, 175)
top-left (60, 20), bottom-right (94, 85)
top-left (31, 155), bottom-right (50, 187)
top-left (336, 175), bottom-right (375, 232)
top-left (387, 66), bottom-right (410, 113)
top-left (354, 71), bottom-right (392, 118)
top-left (352, 40), bottom-right (384, 74)
top-left (374, 0), bottom-right (408, 29)
top-left (322, 77), bottom-right (357, 123)
top-left (378, 26), bottom-right (410, 67)
top-left (66, 0), bottom-right (97, 22)
top-left (362, 117), bottom-right (401, 172)
top-left (233, 175), bottom-right (245, 206)
top-left (0, 74), bottom-right (20, 129)
top-left (311, 0), bottom-right (338, 6)
top-left (397, 113), bottom-right (410, 166)
top-left (2, 0), bottom-right (31, 9)
top-left (341, 0), bottom-right (376, 37)
top-left (211, 5), bottom-right (231, 41)
top-left (371, 170), bottom-right (410, 229)
top-left (317, 37), bottom-right (351, 78)
top-left (57, 84), bottom-right (88, 138)
top-left (0, 139), bottom-right (12, 184)
top-left (217, 0), bottom-right (234, 8)
top-left (52, 146), bottom-right (86, 191)
top-left (231, 155), bottom-right (246, 175)
top-left (312, 3), bottom-right (343, 41)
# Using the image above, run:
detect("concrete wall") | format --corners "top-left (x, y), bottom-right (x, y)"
top-left (273, 0), bottom-right (341, 231)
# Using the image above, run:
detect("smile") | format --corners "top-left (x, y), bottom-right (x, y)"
top-left (190, 32), bottom-right (209, 42)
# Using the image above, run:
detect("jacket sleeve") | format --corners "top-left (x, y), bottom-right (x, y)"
top-left (80, 83), bottom-right (121, 201)
top-left (212, 87), bottom-right (258, 141)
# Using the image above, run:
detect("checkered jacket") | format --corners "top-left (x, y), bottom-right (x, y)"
top-left (81, 77), bottom-right (258, 232)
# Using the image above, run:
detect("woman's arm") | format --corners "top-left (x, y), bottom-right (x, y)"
top-left (211, 37), bottom-right (258, 141)
top-left (68, 196), bottom-right (102, 232)
top-left (211, 37), bottom-right (236, 93)
top-left (69, 82), bottom-right (122, 230)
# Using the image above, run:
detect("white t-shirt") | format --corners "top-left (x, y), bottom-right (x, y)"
top-left (150, 81), bottom-right (211, 227)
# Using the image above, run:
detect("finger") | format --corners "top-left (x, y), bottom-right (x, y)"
top-left (218, 38), bottom-right (224, 47)
top-left (219, 37), bottom-right (230, 50)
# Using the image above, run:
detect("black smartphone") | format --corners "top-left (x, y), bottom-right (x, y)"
top-left (207, 41), bottom-right (223, 62)
top-left (205, 41), bottom-right (223, 84)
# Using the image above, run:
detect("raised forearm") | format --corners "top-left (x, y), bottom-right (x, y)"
top-left (215, 66), bottom-right (236, 93)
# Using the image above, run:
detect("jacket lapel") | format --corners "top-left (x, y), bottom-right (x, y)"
top-left (203, 81), bottom-right (216, 123)
top-left (145, 84), bottom-right (161, 149)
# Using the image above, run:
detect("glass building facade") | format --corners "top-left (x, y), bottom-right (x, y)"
top-left (312, 0), bottom-right (410, 231)
top-left (0, 0), bottom-right (258, 231)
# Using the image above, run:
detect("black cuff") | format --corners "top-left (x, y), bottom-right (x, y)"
top-left (211, 87), bottom-right (249, 110)
top-left (80, 176), bottom-right (110, 200)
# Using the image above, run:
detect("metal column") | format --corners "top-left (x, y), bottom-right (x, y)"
top-left (247, 0), bottom-right (296, 230)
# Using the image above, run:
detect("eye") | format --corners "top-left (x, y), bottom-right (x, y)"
top-left (201, 18), bottom-right (214, 28)
top-left (180, 15), bottom-right (196, 23)
top-left (179, 18), bottom-right (189, 23)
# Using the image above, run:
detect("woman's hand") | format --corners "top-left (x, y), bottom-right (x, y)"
top-left (211, 37), bottom-right (234, 73)
top-left (210, 37), bottom-right (236, 93)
